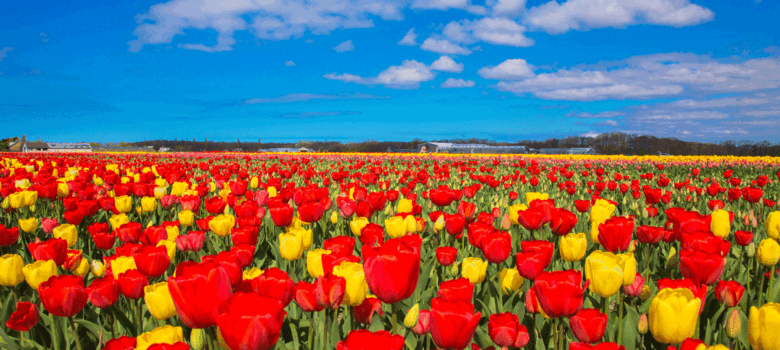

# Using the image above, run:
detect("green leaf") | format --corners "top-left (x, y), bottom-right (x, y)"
top-left (112, 307), bottom-right (136, 334)
top-left (0, 326), bottom-right (20, 350)
top-left (288, 322), bottom-right (300, 350)
top-left (621, 306), bottom-right (640, 350)
top-left (73, 319), bottom-right (103, 338)
top-left (404, 334), bottom-right (418, 350)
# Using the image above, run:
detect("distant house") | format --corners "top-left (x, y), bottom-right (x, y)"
top-left (538, 147), bottom-right (598, 155)
top-left (416, 142), bottom-right (530, 154)
top-left (258, 147), bottom-right (310, 153)
top-left (387, 147), bottom-right (418, 153)
top-left (159, 147), bottom-right (172, 152)
top-left (47, 142), bottom-right (92, 153)
top-left (7, 135), bottom-right (92, 153)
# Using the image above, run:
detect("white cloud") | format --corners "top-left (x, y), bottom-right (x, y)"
top-left (581, 131), bottom-right (599, 138)
top-left (491, 0), bottom-right (526, 17)
top-left (0, 47), bottom-right (13, 61)
top-left (526, 0), bottom-right (714, 34)
top-left (128, 0), bottom-right (406, 52)
top-left (443, 18), bottom-right (534, 47)
top-left (431, 56), bottom-right (464, 73)
top-left (333, 40), bottom-right (355, 52)
top-left (420, 37), bottom-right (472, 55)
top-left (398, 28), bottom-right (418, 46)
top-left (441, 78), bottom-right (475, 88)
top-left (478, 59), bottom-right (535, 80)
top-left (411, 0), bottom-right (487, 14)
top-left (325, 59), bottom-right (437, 88)
top-left (285, 60), bottom-right (296, 66)
top-left (243, 92), bottom-right (387, 104)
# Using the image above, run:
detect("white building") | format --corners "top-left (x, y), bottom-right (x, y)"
top-left (417, 142), bottom-right (529, 154)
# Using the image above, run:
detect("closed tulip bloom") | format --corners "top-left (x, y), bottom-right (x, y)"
top-left (353, 296), bottom-right (383, 324)
top-left (735, 230), bottom-right (754, 246)
top-left (488, 312), bottom-right (530, 348)
top-left (0, 254), bottom-right (24, 286)
top-left (119, 269), bottom-right (149, 299)
top-left (167, 261), bottom-right (234, 329)
top-left (508, 204), bottom-right (528, 224)
top-left (269, 204), bottom-right (294, 227)
top-left (362, 235), bottom-right (421, 304)
top-left (39, 275), bottom-right (88, 318)
top-left (499, 268), bottom-right (524, 295)
top-left (109, 214), bottom-right (130, 231)
top-left (135, 245), bottom-right (171, 278)
top-left (516, 240), bottom-right (554, 280)
top-left (757, 238), bottom-right (780, 266)
top-left (623, 273), bottom-right (645, 298)
top-left (178, 210), bottom-right (194, 226)
top-left (710, 210), bottom-right (731, 238)
top-left (333, 261), bottom-right (368, 306)
top-left (680, 249), bottom-right (726, 286)
top-left (175, 231), bottom-right (206, 252)
top-left (480, 230), bottom-right (512, 264)
top-left (22, 260), bottom-right (58, 290)
top-left (429, 297), bottom-right (481, 350)
top-left (649, 288), bottom-right (701, 344)
top-left (0, 225), bottom-right (20, 246)
top-left (145, 282), bottom-right (177, 320)
top-left (637, 226), bottom-right (664, 244)
top-left (117, 222), bottom-right (143, 243)
top-left (598, 216), bottom-right (634, 253)
top-left (86, 275), bottom-right (120, 309)
top-left (551, 208), bottom-right (578, 236)
top-left (52, 224), bottom-right (78, 247)
top-left (294, 281), bottom-right (323, 312)
top-left (585, 251), bottom-right (636, 298)
top-left (288, 226), bottom-right (313, 251)
top-left (532, 270), bottom-right (586, 318)
top-left (517, 208), bottom-right (545, 231)
top-left (216, 292), bottom-right (286, 350)
top-left (136, 326), bottom-right (185, 350)
top-left (112, 255), bottom-right (138, 279)
top-left (748, 303), bottom-right (780, 350)
top-left (241, 268), bottom-right (295, 307)
top-left (462, 257), bottom-right (488, 283)
top-left (18, 217), bottom-right (38, 233)
top-left (306, 249), bottom-right (331, 278)
top-left (5, 302), bottom-right (39, 332)
top-left (560, 233), bottom-right (588, 262)
top-left (115, 195), bottom-right (133, 213)
top-left (569, 309), bottom-right (608, 343)
top-left (315, 274), bottom-right (346, 309)
top-left (385, 216), bottom-right (408, 238)
top-left (436, 246), bottom-right (457, 266)
top-left (397, 199), bottom-right (413, 214)
top-left (350, 217), bottom-right (370, 236)
top-left (279, 231), bottom-right (305, 261)
top-left (141, 197), bottom-right (158, 213)
top-left (337, 330), bottom-right (405, 350)
top-left (714, 280), bottom-right (745, 308)
top-left (765, 211), bottom-right (780, 240)
top-left (209, 214), bottom-right (235, 237)
top-left (569, 342), bottom-right (626, 350)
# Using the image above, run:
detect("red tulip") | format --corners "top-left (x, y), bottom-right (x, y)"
top-left (734, 230), bottom-right (753, 246)
top-left (532, 270), bottom-right (586, 318)
top-left (707, 200), bottom-right (725, 211)
top-left (133, 245), bottom-right (171, 278)
top-left (551, 208), bottom-right (577, 236)
top-left (216, 292), bottom-right (286, 350)
top-left (622, 273), bottom-right (645, 298)
top-left (116, 222), bottom-right (143, 243)
top-left (467, 222), bottom-right (493, 249)
top-left (298, 201), bottom-right (325, 223)
top-left (569, 308), bottom-right (608, 343)
top-left (714, 280), bottom-right (744, 308)
top-left (488, 312), bottom-right (529, 348)
top-left (39, 275), bottom-right (88, 318)
top-left (643, 188), bottom-right (662, 205)
top-left (438, 278), bottom-right (474, 304)
top-left (569, 342), bottom-right (625, 350)
top-left (28, 238), bottom-right (67, 266)
top-left (269, 204), bottom-right (294, 227)
top-left (231, 226), bottom-right (259, 246)
top-left (574, 200), bottom-right (591, 213)
top-left (102, 336), bottom-right (137, 350)
top-left (429, 297), bottom-right (481, 350)
top-left (436, 246), bottom-right (457, 266)
top-left (240, 267), bottom-right (295, 307)
top-left (294, 281), bottom-right (323, 312)
top-left (517, 208), bottom-right (544, 231)
top-left (118, 269), bottom-right (149, 299)
top-left (362, 235), bottom-right (421, 304)
top-left (679, 249), bottom-right (726, 286)
top-left (167, 261), bottom-right (234, 329)
top-left (412, 309), bottom-right (432, 336)
top-left (6, 302), bottom-right (39, 332)
top-left (597, 216), bottom-right (634, 253)
top-left (636, 225), bottom-right (664, 244)
top-left (204, 196), bottom-right (227, 215)
top-left (176, 231), bottom-right (206, 252)
top-left (457, 201), bottom-right (477, 221)
top-left (430, 188), bottom-right (456, 207)
top-left (0, 225), bottom-right (20, 246)
top-left (316, 274), bottom-right (346, 309)
top-left (444, 213), bottom-right (466, 236)
top-left (87, 275), bottom-right (121, 309)
top-left (353, 297), bottom-right (383, 324)
top-left (324, 236), bottom-right (356, 256)
top-left (337, 330), bottom-right (404, 350)
top-left (480, 230), bottom-right (511, 264)
top-left (742, 187), bottom-right (763, 203)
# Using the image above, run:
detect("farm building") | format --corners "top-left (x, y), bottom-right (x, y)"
top-left (7, 135), bottom-right (92, 153)
top-left (537, 147), bottom-right (597, 155)
top-left (416, 142), bottom-right (530, 154)
top-left (258, 147), bottom-right (311, 153)
top-left (47, 142), bottom-right (92, 152)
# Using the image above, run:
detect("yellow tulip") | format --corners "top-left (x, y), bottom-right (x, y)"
top-left (404, 303), bottom-right (420, 329)
top-left (307, 249), bottom-right (332, 278)
top-left (385, 216), bottom-right (408, 238)
top-left (649, 288), bottom-right (701, 344)
top-left (748, 303), bottom-right (780, 350)
top-left (433, 215), bottom-right (445, 232)
top-left (115, 196), bottom-right (133, 213)
top-left (243, 267), bottom-right (263, 280)
top-left (157, 240), bottom-right (177, 260)
top-left (57, 183), bottom-right (69, 197)
top-left (165, 226), bottom-right (180, 241)
top-left (144, 282), bottom-right (177, 320)
top-left (288, 226), bottom-right (312, 251)
top-left (710, 209), bottom-right (731, 238)
top-left (330, 211), bottom-right (338, 224)
top-left (332, 261), bottom-right (368, 306)
top-left (170, 182), bottom-right (189, 197)
top-left (18, 218), bottom-right (39, 233)
top-left (462, 257), bottom-right (488, 284)
top-left (94, 177), bottom-right (104, 186)
top-left (267, 186), bottom-right (277, 198)
top-left (154, 187), bottom-right (167, 199)
top-left (91, 261), bottom-right (106, 277)
top-left (397, 198), bottom-right (413, 214)
top-left (757, 238), bottom-right (780, 267)
top-left (766, 211), bottom-right (780, 240)
top-left (209, 214), bottom-right (235, 237)
top-left (560, 232), bottom-right (587, 262)
top-left (349, 217), bottom-right (370, 236)
top-left (22, 260), bottom-right (58, 290)
top-left (499, 268), bottom-right (524, 295)
top-left (639, 285), bottom-right (653, 301)
top-left (8, 192), bottom-right (24, 209)
top-left (525, 192), bottom-right (549, 204)
top-left (109, 214), bottom-right (130, 230)
top-left (508, 204), bottom-right (528, 225)
top-left (584, 250), bottom-right (636, 298)
top-left (279, 231), bottom-right (304, 261)
top-left (112, 256), bottom-right (138, 279)
top-left (73, 258), bottom-right (90, 276)
top-left (21, 191), bottom-right (38, 206)
top-left (250, 176), bottom-right (259, 189)
top-left (136, 325), bottom-right (185, 350)
top-left (0, 254), bottom-right (25, 286)
top-left (53, 224), bottom-right (78, 247)
top-left (589, 199), bottom-right (616, 241)
top-left (141, 196), bottom-right (158, 213)
top-left (178, 210), bottom-right (194, 226)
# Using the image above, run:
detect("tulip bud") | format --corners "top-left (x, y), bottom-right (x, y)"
top-left (501, 213), bottom-right (511, 230)
top-left (404, 303), bottom-right (419, 329)
top-left (191, 328), bottom-right (206, 350)
top-left (639, 285), bottom-right (652, 301)
top-left (665, 247), bottom-right (677, 270)
top-left (725, 308), bottom-right (740, 339)
top-left (91, 261), bottom-right (106, 277)
top-left (747, 242), bottom-right (756, 258)
top-left (637, 313), bottom-right (648, 335)
top-left (449, 263), bottom-right (459, 277)
top-left (434, 216), bottom-right (445, 233)
top-left (330, 211), bottom-right (338, 225)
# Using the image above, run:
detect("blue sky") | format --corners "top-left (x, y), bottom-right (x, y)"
top-left (1, 0), bottom-right (779, 143)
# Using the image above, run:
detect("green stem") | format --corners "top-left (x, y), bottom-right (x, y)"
top-left (323, 310), bottom-right (328, 350)
top-left (308, 312), bottom-right (314, 350)
top-left (50, 315), bottom-right (61, 350)
top-left (770, 268), bottom-right (775, 303)
top-left (617, 292), bottom-right (624, 345)
top-left (391, 304), bottom-right (398, 334)
top-left (758, 267), bottom-right (766, 307)
top-left (135, 299), bottom-right (143, 336)
top-left (68, 317), bottom-right (83, 350)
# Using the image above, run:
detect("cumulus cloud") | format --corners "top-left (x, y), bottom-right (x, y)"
top-left (431, 56), bottom-right (464, 73)
top-left (285, 60), bottom-right (296, 66)
top-left (581, 131), bottom-right (599, 138)
top-left (243, 92), bottom-right (387, 104)
top-left (411, 0), bottom-right (487, 14)
top-left (333, 40), bottom-right (355, 52)
top-left (442, 18), bottom-right (534, 47)
top-left (420, 37), bottom-right (472, 55)
top-left (491, 0), bottom-right (526, 17)
top-left (128, 0), bottom-right (407, 52)
top-left (325, 59), bottom-right (438, 88)
top-left (398, 28), bottom-right (418, 46)
top-left (441, 78), bottom-right (475, 88)
top-left (0, 47), bottom-right (13, 61)
top-left (525, 0), bottom-right (715, 34)
top-left (478, 58), bottom-right (534, 80)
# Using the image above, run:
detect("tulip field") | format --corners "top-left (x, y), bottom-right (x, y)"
top-left (2, 151), bottom-right (780, 350)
